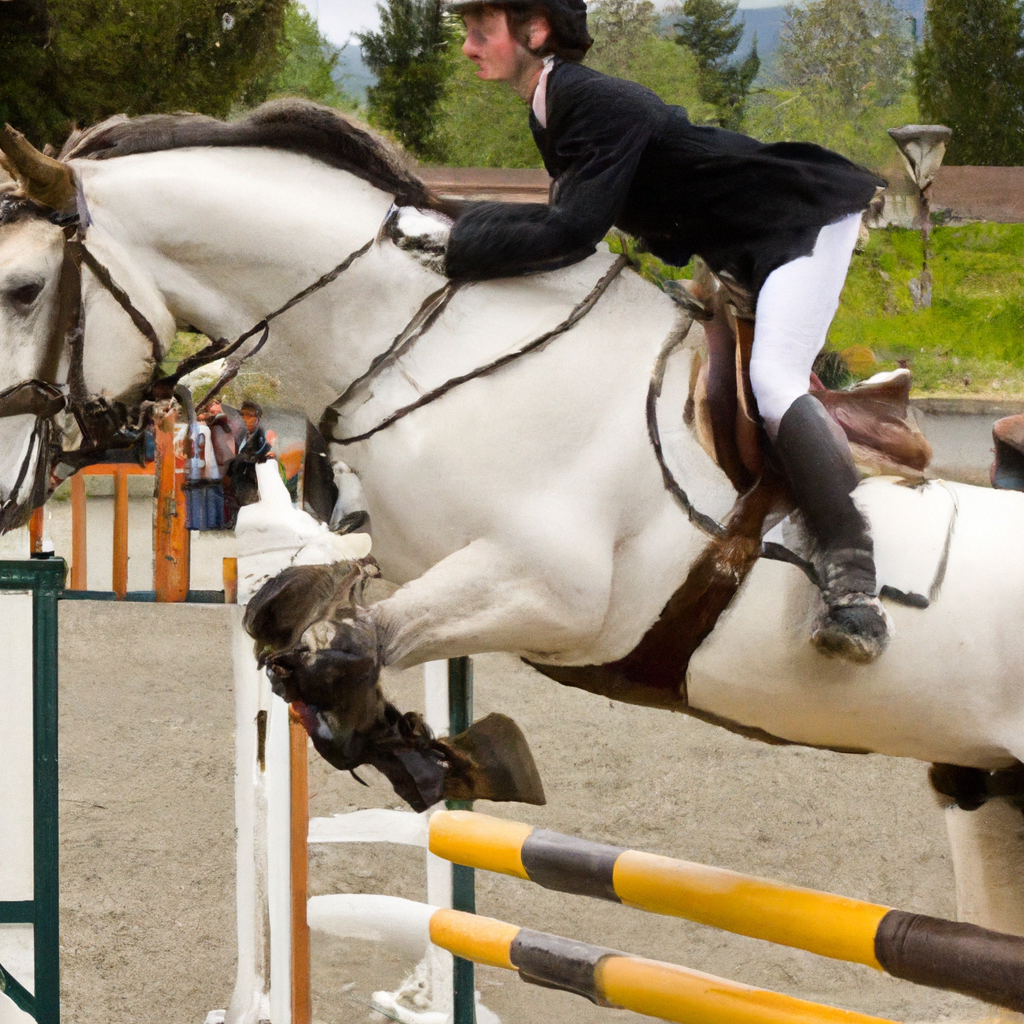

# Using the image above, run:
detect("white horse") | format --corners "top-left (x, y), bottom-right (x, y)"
top-left (1, 102), bottom-right (1022, 941)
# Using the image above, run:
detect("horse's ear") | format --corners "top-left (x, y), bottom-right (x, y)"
top-left (0, 124), bottom-right (77, 213)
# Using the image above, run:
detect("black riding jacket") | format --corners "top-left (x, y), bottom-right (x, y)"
top-left (445, 60), bottom-right (885, 295)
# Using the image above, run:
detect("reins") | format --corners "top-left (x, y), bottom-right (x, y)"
top-left (321, 254), bottom-right (630, 446)
top-left (645, 318), bottom-right (728, 540)
top-left (4, 180), bottom-right (750, 558)
top-left (154, 237), bottom-right (376, 407)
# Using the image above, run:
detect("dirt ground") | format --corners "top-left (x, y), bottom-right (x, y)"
top-left (36, 408), bottom-right (1004, 1023)
top-left (54, 601), bottom-right (991, 1024)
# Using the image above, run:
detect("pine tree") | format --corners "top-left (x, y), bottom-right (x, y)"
top-left (675, 0), bottom-right (743, 67)
top-left (916, 0), bottom-right (1024, 165)
top-left (358, 0), bottom-right (452, 160)
top-left (673, 0), bottom-right (759, 129)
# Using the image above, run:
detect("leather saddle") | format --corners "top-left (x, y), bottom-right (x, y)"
top-left (992, 414), bottom-right (1024, 490)
top-left (674, 266), bottom-right (932, 493)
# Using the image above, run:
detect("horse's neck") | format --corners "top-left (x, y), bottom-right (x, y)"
top-left (73, 147), bottom-right (742, 528)
top-left (74, 148), bottom-right (434, 416)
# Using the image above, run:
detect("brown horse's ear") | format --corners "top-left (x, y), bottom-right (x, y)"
top-left (0, 124), bottom-right (77, 213)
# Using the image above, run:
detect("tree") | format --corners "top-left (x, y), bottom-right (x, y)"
top-left (0, 0), bottom-right (288, 147)
top-left (587, 0), bottom-right (659, 78)
top-left (777, 0), bottom-right (913, 113)
top-left (587, 0), bottom-right (714, 117)
top-left (916, 0), bottom-right (1024, 165)
top-left (673, 0), bottom-right (760, 129)
top-left (358, 0), bottom-right (452, 159)
top-left (743, 0), bottom-right (917, 171)
top-left (252, 1), bottom-right (355, 108)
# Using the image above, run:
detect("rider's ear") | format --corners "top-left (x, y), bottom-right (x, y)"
top-left (528, 15), bottom-right (551, 51)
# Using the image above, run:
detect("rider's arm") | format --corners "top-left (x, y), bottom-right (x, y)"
top-left (445, 70), bottom-right (660, 281)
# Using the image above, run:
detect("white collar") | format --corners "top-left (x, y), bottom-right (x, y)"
top-left (531, 55), bottom-right (555, 129)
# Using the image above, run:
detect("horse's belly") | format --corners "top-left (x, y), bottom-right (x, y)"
top-left (688, 481), bottom-right (1024, 768)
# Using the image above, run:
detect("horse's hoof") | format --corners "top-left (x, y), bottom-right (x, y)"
top-left (812, 597), bottom-right (889, 664)
top-left (443, 713), bottom-right (546, 806)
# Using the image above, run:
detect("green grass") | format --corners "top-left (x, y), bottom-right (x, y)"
top-left (163, 331), bottom-right (281, 407)
top-left (612, 223), bottom-right (1024, 397)
top-left (829, 223), bottom-right (1024, 396)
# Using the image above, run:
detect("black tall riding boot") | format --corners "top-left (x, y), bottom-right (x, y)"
top-left (775, 394), bottom-right (889, 663)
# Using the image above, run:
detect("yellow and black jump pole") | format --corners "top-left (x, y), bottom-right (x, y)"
top-left (430, 810), bottom-right (1024, 1013)
top-left (430, 907), bottom-right (900, 1024)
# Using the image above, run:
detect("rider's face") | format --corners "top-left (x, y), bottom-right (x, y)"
top-left (461, 7), bottom-right (545, 84)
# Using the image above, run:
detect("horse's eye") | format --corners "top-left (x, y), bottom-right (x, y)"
top-left (8, 282), bottom-right (43, 308)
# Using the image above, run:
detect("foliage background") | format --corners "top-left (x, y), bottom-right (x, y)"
top-left (255, 1), bottom-right (355, 108)
top-left (744, 0), bottom-right (918, 172)
top-left (0, 0), bottom-right (289, 146)
top-left (915, 0), bottom-right (1024, 165)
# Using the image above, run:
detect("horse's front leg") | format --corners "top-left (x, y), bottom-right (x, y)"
top-left (945, 797), bottom-right (1024, 935)
top-left (370, 536), bottom-right (615, 668)
top-left (241, 545), bottom-right (589, 811)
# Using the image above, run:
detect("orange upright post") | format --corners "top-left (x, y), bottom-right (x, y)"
top-left (289, 708), bottom-right (312, 1024)
top-left (223, 557), bottom-right (238, 605)
top-left (29, 506), bottom-right (44, 555)
top-left (112, 465), bottom-right (129, 598)
top-left (153, 410), bottom-right (190, 602)
top-left (70, 473), bottom-right (88, 589)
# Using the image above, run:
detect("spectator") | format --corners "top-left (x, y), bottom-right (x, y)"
top-left (224, 400), bottom-right (273, 525)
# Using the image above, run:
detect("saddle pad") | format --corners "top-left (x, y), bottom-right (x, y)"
top-left (335, 250), bottom-right (622, 440)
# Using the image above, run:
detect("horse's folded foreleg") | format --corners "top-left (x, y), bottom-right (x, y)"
top-left (370, 536), bottom-right (614, 668)
top-left (944, 795), bottom-right (1024, 936)
top-left (243, 559), bottom-right (550, 810)
top-left (931, 763), bottom-right (1024, 935)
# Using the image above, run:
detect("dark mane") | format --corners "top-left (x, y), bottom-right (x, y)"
top-left (59, 99), bottom-right (456, 215)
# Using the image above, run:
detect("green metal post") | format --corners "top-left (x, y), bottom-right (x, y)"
top-left (0, 558), bottom-right (64, 1024)
top-left (447, 657), bottom-right (476, 1024)
top-left (33, 560), bottom-right (63, 1024)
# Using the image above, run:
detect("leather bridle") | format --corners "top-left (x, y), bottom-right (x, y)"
top-left (0, 185), bottom-right (376, 527)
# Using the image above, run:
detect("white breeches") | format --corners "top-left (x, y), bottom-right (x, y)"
top-left (749, 212), bottom-right (863, 438)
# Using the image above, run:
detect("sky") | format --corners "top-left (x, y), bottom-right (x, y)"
top-left (314, 0), bottom-right (779, 47)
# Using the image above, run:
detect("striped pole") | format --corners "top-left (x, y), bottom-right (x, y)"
top-left (429, 810), bottom-right (1024, 1012)
top-left (430, 908), bottom-right (899, 1024)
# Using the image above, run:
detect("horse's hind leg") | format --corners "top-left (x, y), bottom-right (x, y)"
top-left (944, 796), bottom-right (1024, 935)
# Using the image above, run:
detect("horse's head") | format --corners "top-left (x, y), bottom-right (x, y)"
top-left (0, 135), bottom-right (77, 530)
top-left (0, 126), bottom-right (172, 531)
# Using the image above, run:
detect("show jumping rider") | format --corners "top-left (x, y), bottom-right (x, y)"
top-left (387, 0), bottom-right (889, 664)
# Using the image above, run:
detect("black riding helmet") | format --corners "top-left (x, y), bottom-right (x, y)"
top-left (446, 0), bottom-right (593, 61)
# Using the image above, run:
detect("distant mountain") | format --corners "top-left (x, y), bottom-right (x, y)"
top-left (335, 43), bottom-right (372, 104)
top-left (736, 6), bottom-right (786, 59)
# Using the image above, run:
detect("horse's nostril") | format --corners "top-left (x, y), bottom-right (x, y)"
top-left (8, 282), bottom-right (43, 308)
